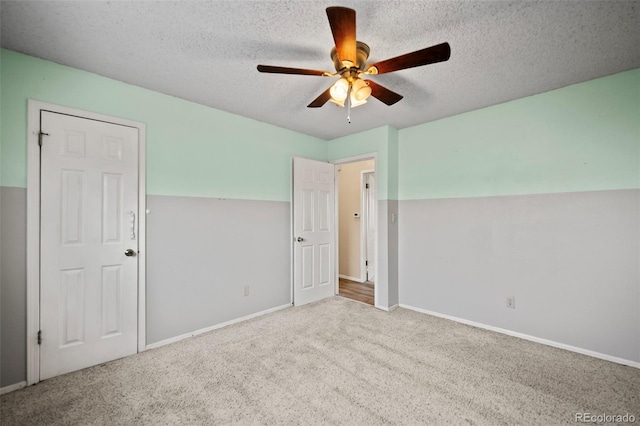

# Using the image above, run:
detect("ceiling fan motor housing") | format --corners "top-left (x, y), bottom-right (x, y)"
top-left (331, 41), bottom-right (370, 72)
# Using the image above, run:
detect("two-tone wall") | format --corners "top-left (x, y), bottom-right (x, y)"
top-left (398, 69), bottom-right (640, 364)
top-left (0, 49), bottom-right (326, 387)
top-left (2, 47), bottom-right (638, 389)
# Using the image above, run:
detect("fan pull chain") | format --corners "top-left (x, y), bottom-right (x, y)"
top-left (346, 84), bottom-right (352, 124)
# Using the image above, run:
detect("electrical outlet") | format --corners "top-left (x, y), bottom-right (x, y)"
top-left (506, 296), bottom-right (515, 309)
top-left (243, 286), bottom-right (250, 297)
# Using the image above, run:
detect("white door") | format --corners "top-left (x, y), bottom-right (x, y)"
top-left (293, 157), bottom-right (336, 306)
top-left (364, 172), bottom-right (376, 282)
top-left (40, 111), bottom-right (139, 380)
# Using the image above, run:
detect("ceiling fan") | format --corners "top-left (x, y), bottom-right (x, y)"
top-left (257, 6), bottom-right (451, 122)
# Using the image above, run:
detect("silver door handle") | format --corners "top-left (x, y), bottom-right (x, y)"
top-left (296, 237), bottom-right (304, 242)
top-left (124, 249), bottom-right (136, 257)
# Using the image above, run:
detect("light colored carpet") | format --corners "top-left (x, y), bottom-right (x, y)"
top-left (2, 297), bottom-right (639, 425)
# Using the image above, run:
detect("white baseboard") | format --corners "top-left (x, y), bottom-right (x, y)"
top-left (339, 274), bottom-right (364, 283)
top-left (0, 381), bottom-right (27, 395)
top-left (399, 304), bottom-right (640, 369)
top-left (375, 303), bottom-right (399, 312)
top-left (146, 303), bottom-right (292, 350)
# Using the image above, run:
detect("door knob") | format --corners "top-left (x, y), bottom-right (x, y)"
top-left (124, 249), bottom-right (136, 257)
top-left (296, 237), bottom-right (304, 242)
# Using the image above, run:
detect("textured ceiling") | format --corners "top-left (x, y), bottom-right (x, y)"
top-left (1, 1), bottom-right (639, 140)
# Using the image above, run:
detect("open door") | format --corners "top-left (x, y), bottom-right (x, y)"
top-left (292, 157), bottom-right (336, 306)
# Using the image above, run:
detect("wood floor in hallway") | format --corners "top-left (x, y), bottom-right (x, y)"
top-left (338, 278), bottom-right (374, 305)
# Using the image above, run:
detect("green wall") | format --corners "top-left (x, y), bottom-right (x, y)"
top-left (387, 126), bottom-right (399, 200)
top-left (3, 48), bottom-right (638, 202)
top-left (398, 68), bottom-right (640, 200)
top-left (0, 49), bottom-right (326, 201)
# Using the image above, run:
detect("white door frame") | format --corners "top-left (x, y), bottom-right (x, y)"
top-left (331, 153), bottom-right (379, 308)
top-left (360, 169), bottom-right (375, 283)
top-left (26, 100), bottom-right (147, 385)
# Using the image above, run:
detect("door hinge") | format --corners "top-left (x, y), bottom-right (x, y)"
top-left (365, 183), bottom-right (369, 189)
top-left (38, 131), bottom-right (49, 147)
top-left (37, 330), bottom-right (42, 345)
top-left (365, 260), bottom-right (368, 266)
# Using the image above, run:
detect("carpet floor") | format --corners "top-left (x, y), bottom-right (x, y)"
top-left (2, 297), bottom-right (639, 425)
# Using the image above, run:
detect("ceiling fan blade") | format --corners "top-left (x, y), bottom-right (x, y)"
top-left (307, 87), bottom-right (332, 108)
top-left (366, 42), bottom-right (451, 75)
top-left (365, 80), bottom-right (403, 106)
top-left (257, 65), bottom-right (330, 76)
top-left (326, 7), bottom-right (356, 67)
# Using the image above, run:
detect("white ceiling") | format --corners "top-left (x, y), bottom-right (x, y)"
top-left (1, 1), bottom-right (639, 140)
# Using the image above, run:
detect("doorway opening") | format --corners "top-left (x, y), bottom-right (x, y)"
top-left (336, 158), bottom-right (376, 305)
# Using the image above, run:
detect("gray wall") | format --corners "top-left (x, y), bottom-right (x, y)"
top-left (0, 187), bottom-right (27, 387)
top-left (0, 191), bottom-right (293, 386)
top-left (376, 199), bottom-right (399, 310)
top-left (387, 200), bottom-right (399, 307)
top-left (398, 189), bottom-right (640, 362)
top-left (5, 185), bottom-right (636, 385)
top-left (376, 200), bottom-right (389, 308)
top-left (146, 196), bottom-right (292, 344)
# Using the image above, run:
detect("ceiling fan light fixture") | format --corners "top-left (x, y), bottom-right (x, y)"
top-left (330, 77), bottom-right (349, 102)
top-left (349, 96), bottom-right (367, 108)
top-left (351, 78), bottom-right (372, 101)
